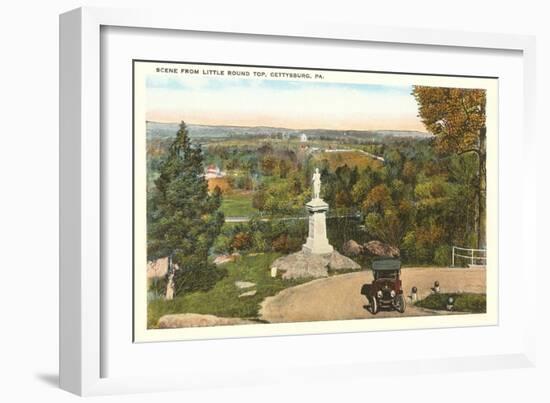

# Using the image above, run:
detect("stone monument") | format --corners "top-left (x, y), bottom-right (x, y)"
top-left (302, 168), bottom-right (333, 255)
top-left (270, 168), bottom-right (361, 280)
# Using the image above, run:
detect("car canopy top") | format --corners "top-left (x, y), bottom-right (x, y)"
top-left (372, 258), bottom-right (401, 271)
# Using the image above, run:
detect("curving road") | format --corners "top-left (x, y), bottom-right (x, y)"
top-left (260, 267), bottom-right (486, 323)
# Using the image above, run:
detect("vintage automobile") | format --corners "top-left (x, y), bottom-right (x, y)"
top-left (360, 258), bottom-right (406, 314)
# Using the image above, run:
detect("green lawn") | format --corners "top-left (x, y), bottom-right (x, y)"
top-left (220, 192), bottom-right (257, 217)
top-left (147, 252), bottom-right (308, 328)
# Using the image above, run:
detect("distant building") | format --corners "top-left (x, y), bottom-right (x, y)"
top-left (206, 164), bottom-right (219, 175)
top-left (204, 164), bottom-right (225, 180)
top-left (300, 133), bottom-right (308, 142)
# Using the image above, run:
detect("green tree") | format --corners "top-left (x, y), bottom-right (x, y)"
top-left (278, 158), bottom-right (290, 179)
top-left (260, 155), bottom-right (277, 175)
top-left (148, 121), bottom-right (225, 296)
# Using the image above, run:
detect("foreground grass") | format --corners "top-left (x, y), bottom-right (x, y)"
top-left (147, 252), bottom-right (308, 328)
top-left (220, 192), bottom-right (257, 217)
top-left (415, 293), bottom-right (486, 313)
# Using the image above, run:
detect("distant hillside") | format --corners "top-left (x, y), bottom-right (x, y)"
top-left (311, 150), bottom-right (384, 171)
top-left (146, 121), bottom-right (433, 142)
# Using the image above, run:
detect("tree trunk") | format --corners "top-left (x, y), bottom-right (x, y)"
top-left (477, 127), bottom-right (487, 249)
top-left (165, 254), bottom-right (175, 300)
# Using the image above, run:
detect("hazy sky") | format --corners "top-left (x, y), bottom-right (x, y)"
top-left (145, 75), bottom-right (427, 132)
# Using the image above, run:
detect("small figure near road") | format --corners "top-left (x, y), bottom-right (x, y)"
top-left (410, 286), bottom-right (418, 302)
top-left (431, 281), bottom-right (440, 294)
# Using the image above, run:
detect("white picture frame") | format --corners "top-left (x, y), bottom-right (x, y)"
top-left (60, 6), bottom-right (537, 396)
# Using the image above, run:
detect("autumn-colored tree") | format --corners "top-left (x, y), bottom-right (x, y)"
top-left (412, 86), bottom-right (486, 248)
top-left (252, 183), bottom-right (267, 210)
top-left (278, 158), bottom-right (290, 178)
top-left (335, 190), bottom-right (352, 208)
top-left (271, 234), bottom-right (290, 253)
top-left (231, 232), bottom-right (252, 251)
top-left (362, 184), bottom-right (392, 214)
top-left (260, 155), bottom-right (277, 176)
top-left (401, 160), bottom-right (417, 185)
top-left (362, 183), bottom-right (415, 247)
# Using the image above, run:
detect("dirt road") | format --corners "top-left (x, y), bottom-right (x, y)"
top-left (260, 267), bottom-right (486, 323)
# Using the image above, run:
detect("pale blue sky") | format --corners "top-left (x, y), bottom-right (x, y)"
top-left (145, 74), bottom-right (425, 131)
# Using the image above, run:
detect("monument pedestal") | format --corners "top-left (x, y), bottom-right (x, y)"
top-left (302, 198), bottom-right (333, 255)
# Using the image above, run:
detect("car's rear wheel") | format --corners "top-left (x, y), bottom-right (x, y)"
top-left (370, 297), bottom-right (378, 314)
top-left (396, 294), bottom-right (406, 313)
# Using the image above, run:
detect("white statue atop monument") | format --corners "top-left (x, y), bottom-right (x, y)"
top-left (312, 168), bottom-right (321, 200)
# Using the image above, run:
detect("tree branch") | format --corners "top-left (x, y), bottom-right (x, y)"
top-left (458, 148), bottom-right (480, 157)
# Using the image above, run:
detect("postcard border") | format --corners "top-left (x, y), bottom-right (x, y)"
top-left (132, 59), bottom-right (499, 343)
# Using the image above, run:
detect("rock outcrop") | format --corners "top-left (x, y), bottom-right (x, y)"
top-left (342, 239), bottom-right (400, 258)
top-left (234, 281), bottom-right (256, 289)
top-left (342, 240), bottom-right (364, 256)
top-left (364, 240), bottom-right (400, 258)
top-left (157, 313), bottom-right (254, 328)
top-left (270, 250), bottom-right (361, 280)
top-left (147, 257), bottom-right (170, 279)
top-left (213, 252), bottom-right (240, 265)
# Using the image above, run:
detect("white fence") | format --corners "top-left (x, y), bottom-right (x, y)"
top-left (451, 246), bottom-right (487, 267)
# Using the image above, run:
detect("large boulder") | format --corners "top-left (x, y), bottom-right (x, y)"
top-left (271, 252), bottom-right (328, 280)
top-left (147, 257), bottom-right (169, 279)
top-left (213, 252), bottom-right (240, 266)
top-left (364, 240), bottom-right (400, 258)
top-left (342, 239), bottom-right (364, 256)
top-left (271, 250), bottom-right (361, 280)
top-left (234, 281), bottom-right (256, 289)
top-left (157, 313), bottom-right (254, 328)
top-left (328, 250), bottom-right (361, 271)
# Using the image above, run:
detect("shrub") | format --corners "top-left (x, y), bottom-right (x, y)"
top-left (270, 228), bottom-right (304, 254)
top-left (252, 186), bottom-right (266, 210)
top-left (415, 293), bottom-right (486, 313)
top-left (434, 244), bottom-right (451, 267)
top-left (272, 234), bottom-right (290, 253)
top-left (231, 232), bottom-right (253, 251)
top-left (173, 263), bottom-right (228, 295)
top-left (251, 231), bottom-right (268, 252)
top-left (212, 233), bottom-right (232, 254)
top-left (454, 294), bottom-right (486, 313)
top-left (149, 263), bottom-right (228, 298)
top-left (400, 231), bottom-right (417, 262)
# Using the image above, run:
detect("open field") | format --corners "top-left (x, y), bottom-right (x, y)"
top-left (219, 191), bottom-right (257, 217)
top-left (207, 177), bottom-right (231, 192)
top-left (312, 150), bottom-right (384, 170)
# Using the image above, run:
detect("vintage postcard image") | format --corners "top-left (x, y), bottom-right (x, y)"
top-left (133, 61), bottom-right (498, 342)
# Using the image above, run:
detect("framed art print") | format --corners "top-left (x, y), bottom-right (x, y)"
top-left (60, 7), bottom-right (536, 396)
top-left (132, 60), bottom-right (498, 342)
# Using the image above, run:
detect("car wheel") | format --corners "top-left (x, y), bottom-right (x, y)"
top-left (370, 297), bottom-right (378, 314)
top-left (396, 294), bottom-right (406, 313)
